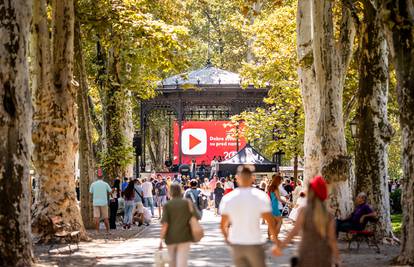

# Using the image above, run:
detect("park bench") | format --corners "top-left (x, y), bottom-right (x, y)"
top-left (347, 217), bottom-right (380, 253)
top-left (48, 216), bottom-right (80, 254)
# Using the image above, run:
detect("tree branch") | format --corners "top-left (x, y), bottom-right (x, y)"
top-left (338, 1), bottom-right (357, 75)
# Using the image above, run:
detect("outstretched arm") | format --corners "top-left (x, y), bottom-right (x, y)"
top-left (280, 208), bottom-right (304, 248)
top-left (360, 210), bottom-right (377, 224)
top-left (275, 190), bottom-right (287, 205)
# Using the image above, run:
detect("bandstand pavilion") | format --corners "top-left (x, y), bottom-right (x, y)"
top-left (139, 62), bottom-right (269, 170)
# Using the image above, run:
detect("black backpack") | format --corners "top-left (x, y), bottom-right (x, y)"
top-left (198, 193), bottom-right (209, 210)
top-left (187, 189), bottom-right (208, 210)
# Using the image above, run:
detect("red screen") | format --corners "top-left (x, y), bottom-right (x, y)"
top-left (173, 121), bottom-right (245, 165)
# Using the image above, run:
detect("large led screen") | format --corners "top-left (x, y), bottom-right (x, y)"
top-left (173, 121), bottom-right (246, 165)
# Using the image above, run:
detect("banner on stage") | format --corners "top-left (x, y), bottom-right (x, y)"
top-left (173, 121), bottom-right (246, 165)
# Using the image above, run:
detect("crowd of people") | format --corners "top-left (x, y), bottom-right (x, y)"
top-left (89, 164), bottom-right (378, 267)
top-left (88, 171), bottom-right (238, 233)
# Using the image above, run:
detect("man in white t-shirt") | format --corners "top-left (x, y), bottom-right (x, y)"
top-left (141, 177), bottom-right (155, 216)
top-left (220, 165), bottom-right (278, 267)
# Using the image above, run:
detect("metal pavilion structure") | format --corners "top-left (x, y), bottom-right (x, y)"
top-left (139, 63), bottom-right (269, 171)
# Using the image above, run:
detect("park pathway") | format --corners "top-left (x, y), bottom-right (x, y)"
top-left (35, 209), bottom-right (400, 266)
top-left (93, 209), bottom-right (297, 267)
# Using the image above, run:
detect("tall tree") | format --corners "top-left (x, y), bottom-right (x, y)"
top-left (31, 0), bottom-right (86, 240)
top-left (77, 0), bottom-right (191, 178)
top-left (355, 0), bottom-right (393, 237)
top-left (74, 14), bottom-right (95, 228)
top-left (311, 0), bottom-right (356, 216)
top-left (297, 0), bottom-right (319, 184)
top-left (380, 0), bottom-right (414, 264)
top-left (0, 0), bottom-right (33, 264)
top-left (236, 1), bottom-right (304, 175)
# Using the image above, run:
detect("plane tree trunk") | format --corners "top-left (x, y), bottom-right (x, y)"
top-left (312, 0), bottom-right (356, 217)
top-left (74, 14), bottom-right (95, 229)
top-left (0, 0), bottom-right (33, 264)
top-left (380, 0), bottom-right (414, 263)
top-left (297, 0), bottom-right (319, 183)
top-left (31, 0), bottom-right (87, 241)
top-left (355, 0), bottom-right (393, 238)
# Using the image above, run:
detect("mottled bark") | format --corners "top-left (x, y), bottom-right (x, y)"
top-left (31, 0), bottom-right (87, 241)
top-left (74, 16), bottom-right (95, 229)
top-left (380, 0), bottom-right (414, 263)
top-left (297, 0), bottom-right (320, 183)
top-left (312, 0), bottom-right (355, 217)
top-left (0, 0), bottom-right (33, 264)
top-left (355, 0), bottom-right (393, 238)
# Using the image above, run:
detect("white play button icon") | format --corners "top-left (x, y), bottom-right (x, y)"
top-left (182, 129), bottom-right (207, 155)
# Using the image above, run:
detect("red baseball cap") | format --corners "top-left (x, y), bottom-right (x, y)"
top-left (309, 176), bottom-right (328, 201)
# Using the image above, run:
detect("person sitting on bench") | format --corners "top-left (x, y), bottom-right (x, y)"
top-left (336, 192), bottom-right (377, 237)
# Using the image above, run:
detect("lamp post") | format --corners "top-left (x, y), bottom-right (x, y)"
top-left (133, 132), bottom-right (141, 178)
top-left (273, 151), bottom-right (285, 172)
top-left (272, 127), bottom-right (285, 172)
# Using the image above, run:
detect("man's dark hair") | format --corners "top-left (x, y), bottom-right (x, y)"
top-left (190, 179), bottom-right (198, 187)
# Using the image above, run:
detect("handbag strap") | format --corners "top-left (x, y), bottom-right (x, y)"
top-left (134, 188), bottom-right (144, 200)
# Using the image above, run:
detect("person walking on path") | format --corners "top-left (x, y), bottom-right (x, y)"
top-left (122, 181), bottom-right (135, 229)
top-left (142, 177), bottom-right (155, 217)
top-left (133, 179), bottom-right (145, 226)
top-left (160, 183), bottom-right (201, 267)
top-left (184, 179), bottom-right (203, 218)
top-left (121, 177), bottom-right (129, 192)
top-left (220, 165), bottom-right (278, 267)
top-left (89, 175), bottom-right (112, 233)
top-left (155, 178), bottom-right (168, 219)
top-left (274, 176), bottom-right (340, 267)
top-left (267, 174), bottom-right (288, 240)
top-left (109, 179), bottom-right (121, 229)
top-left (213, 182), bottom-right (225, 216)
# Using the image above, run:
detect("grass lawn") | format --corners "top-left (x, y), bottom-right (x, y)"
top-left (391, 213), bottom-right (402, 236)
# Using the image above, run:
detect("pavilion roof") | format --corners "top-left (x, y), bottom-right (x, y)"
top-left (161, 64), bottom-right (241, 86)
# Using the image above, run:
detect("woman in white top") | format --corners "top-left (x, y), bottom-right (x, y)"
top-left (200, 180), bottom-right (211, 209)
top-left (224, 176), bottom-right (234, 195)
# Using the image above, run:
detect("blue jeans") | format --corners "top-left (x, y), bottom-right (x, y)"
top-left (144, 197), bottom-right (154, 216)
top-left (124, 202), bottom-right (134, 225)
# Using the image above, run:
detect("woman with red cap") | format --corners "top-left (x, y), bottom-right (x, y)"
top-left (273, 176), bottom-right (340, 267)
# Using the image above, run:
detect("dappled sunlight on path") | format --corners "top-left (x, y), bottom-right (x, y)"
top-left (34, 210), bottom-right (400, 266)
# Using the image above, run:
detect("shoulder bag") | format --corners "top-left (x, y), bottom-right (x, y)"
top-left (187, 200), bottom-right (204, 242)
